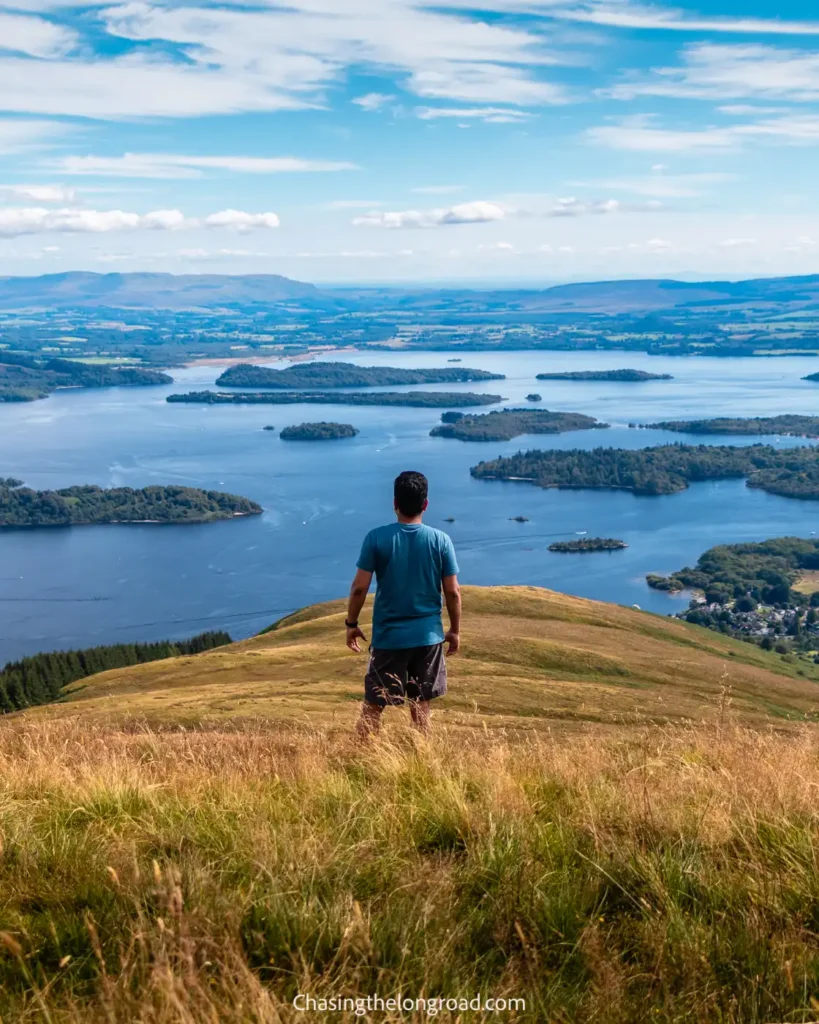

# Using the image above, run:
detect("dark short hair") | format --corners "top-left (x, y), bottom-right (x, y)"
top-left (394, 471), bottom-right (428, 517)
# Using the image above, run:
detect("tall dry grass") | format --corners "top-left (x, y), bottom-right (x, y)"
top-left (2, 715), bottom-right (819, 1021)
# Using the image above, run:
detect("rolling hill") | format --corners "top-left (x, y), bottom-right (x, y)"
top-left (3, 270), bottom-right (819, 314)
top-left (7, 586), bottom-right (819, 1022)
top-left (0, 271), bottom-right (326, 310)
top-left (43, 586), bottom-right (819, 729)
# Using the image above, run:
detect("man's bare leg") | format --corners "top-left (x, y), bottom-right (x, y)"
top-left (357, 701), bottom-right (383, 740)
top-left (409, 699), bottom-right (431, 736)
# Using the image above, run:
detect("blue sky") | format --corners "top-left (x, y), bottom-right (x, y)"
top-left (1, 0), bottom-right (818, 284)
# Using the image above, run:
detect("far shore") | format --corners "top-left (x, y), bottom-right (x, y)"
top-left (183, 346), bottom-right (358, 368)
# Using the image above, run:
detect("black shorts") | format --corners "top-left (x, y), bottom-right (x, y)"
top-left (364, 643), bottom-right (448, 708)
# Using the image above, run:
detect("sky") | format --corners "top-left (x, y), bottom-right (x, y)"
top-left (0, 0), bottom-right (818, 284)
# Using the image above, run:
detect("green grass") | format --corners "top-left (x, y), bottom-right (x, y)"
top-left (3, 720), bottom-right (819, 1021)
top-left (43, 586), bottom-right (819, 730)
top-left (3, 587), bottom-right (819, 1020)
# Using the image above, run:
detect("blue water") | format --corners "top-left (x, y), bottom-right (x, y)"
top-left (1, 350), bottom-right (819, 663)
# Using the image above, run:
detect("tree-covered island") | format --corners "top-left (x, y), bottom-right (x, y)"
top-left (526, 393), bottom-right (542, 402)
top-left (645, 415), bottom-right (819, 437)
top-left (470, 443), bottom-right (819, 501)
top-left (803, 372), bottom-right (819, 382)
top-left (216, 362), bottom-right (504, 389)
top-left (0, 352), bottom-right (171, 402)
top-left (168, 390), bottom-right (503, 408)
top-left (0, 480), bottom-right (261, 527)
top-left (647, 538), bottom-right (819, 660)
top-left (536, 369), bottom-right (673, 382)
top-left (549, 538), bottom-right (628, 552)
top-left (430, 408), bottom-right (608, 442)
top-left (280, 422), bottom-right (359, 440)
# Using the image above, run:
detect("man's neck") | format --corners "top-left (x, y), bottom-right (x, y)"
top-left (396, 513), bottom-right (423, 525)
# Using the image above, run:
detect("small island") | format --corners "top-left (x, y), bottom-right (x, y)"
top-left (0, 480), bottom-right (261, 528)
top-left (168, 390), bottom-right (503, 408)
top-left (803, 373), bottom-right (819, 382)
top-left (280, 422), bottom-right (359, 441)
top-left (536, 369), bottom-right (673, 382)
top-left (526, 393), bottom-right (542, 402)
top-left (510, 515), bottom-right (530, 523)
top-left (549, 538), bottom-right (628, 553)
top-left (645, 415), bottom-right (819, 438)
top-left (430, 408), bottom-right (608, 442)
top-left (263, 425), bottom-right (275, 431)
top-left (447, 358), bottom-right (462, 363)
top-left (471, 443), bottom-right (819, 501)
top-left (0, 353), bottom-right (172, 403)
top-left (216, 361), bottom-right (504, 389)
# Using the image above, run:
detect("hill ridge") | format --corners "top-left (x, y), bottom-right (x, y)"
top-left (32, 586), bottom-right (819, 730)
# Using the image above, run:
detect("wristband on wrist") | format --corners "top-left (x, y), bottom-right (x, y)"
top-left (345, 619), bottom-right (359, 629)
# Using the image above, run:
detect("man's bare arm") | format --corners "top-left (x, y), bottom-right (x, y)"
top-left (442, 574), bottom-right (461, 655)
top-left (346, 568), bottom-right (373, 652)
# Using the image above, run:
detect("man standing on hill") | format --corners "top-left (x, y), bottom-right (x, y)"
top-left (345, 470), bottom-right (461, 737)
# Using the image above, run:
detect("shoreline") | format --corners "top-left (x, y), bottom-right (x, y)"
top-left (183, 346), bottom-right (358, 369)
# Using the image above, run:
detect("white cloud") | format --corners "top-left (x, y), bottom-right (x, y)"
top-left (294, 249), bottom-right (393, 259)
top-left (410, 63), bottom-right (566, 105)
top-left (718, 237), bottom-right (757, 247)
top-left (353, 200), bottom-right (508, 228)
top-left (203, 210), bottom-right (281, 231)
top-left (0, 118), bottom-right (72, 154)
top-left (0, 184), bottom-right (77, 203)
top-left (575, 172), bottom-right (734, 198)
top-left (416, 106), bottom-right (534, 122)
top-left (557, 4), bottom-right (819, 36)
top-left (352, 92), bottom-right (395, 110)
top-left (0, 12), bottom-right (76, 58)
top-left (0, 205), bottom-right (281, 238)
top-left (50, 153), bottom-right (357, 178)
top-left (587, 118), bottom-right (736, 152)
top-left (176, 247), bottom-right (270, 260)
top-left (586, 114), bottom-right (819, 152)
top-left (606, 43), bottom-right (819, 103)
top-left (19, 0), bottom-right (565, 121)
top-left (543, 196), bottom-right (626, 216)
top-left (643, 238), bottom-right (673, 251)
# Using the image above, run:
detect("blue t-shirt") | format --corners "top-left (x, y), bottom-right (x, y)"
top-left (357, 523), bottom-right (459, 650)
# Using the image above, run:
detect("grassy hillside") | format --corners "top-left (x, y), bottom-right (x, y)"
top-left (4, 718), bottom-right (819, 1021)
top-left (6, 588), bottom-right (819, 1021)
top-left (45, 585), bottom-right (819, 729)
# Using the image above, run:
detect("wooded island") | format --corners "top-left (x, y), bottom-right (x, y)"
top-left (471, 443), bottom-right (819, 500)
top-left (168, 390), bottom-right (502, 408)
top-left (536, 369), bottom-right (673, 382)
top-left (280, 422), bottom-right (359, 440)
top-left (217, 362), bottom-right (504, 389)
top-left (430, 408), bottom-right (608, 442)
top-left (0, 480), bottom-right (262, 527)
top-left (549, 538), bottom-right (628, 552)
top-left (646, 415), bottom-right (819, 437)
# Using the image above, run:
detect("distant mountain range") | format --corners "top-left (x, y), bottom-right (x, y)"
top-left (0, 272), bottom-right (324, 310)
top-left (2, 270), bottom-right (819, 314)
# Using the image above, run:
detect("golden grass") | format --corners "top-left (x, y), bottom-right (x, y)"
top-left (794, 570), bottom-right (819, 595)
top-left (36, 586), bottom-right (819, 730)
top-left (3, 715), bottom-right (819, 1021)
